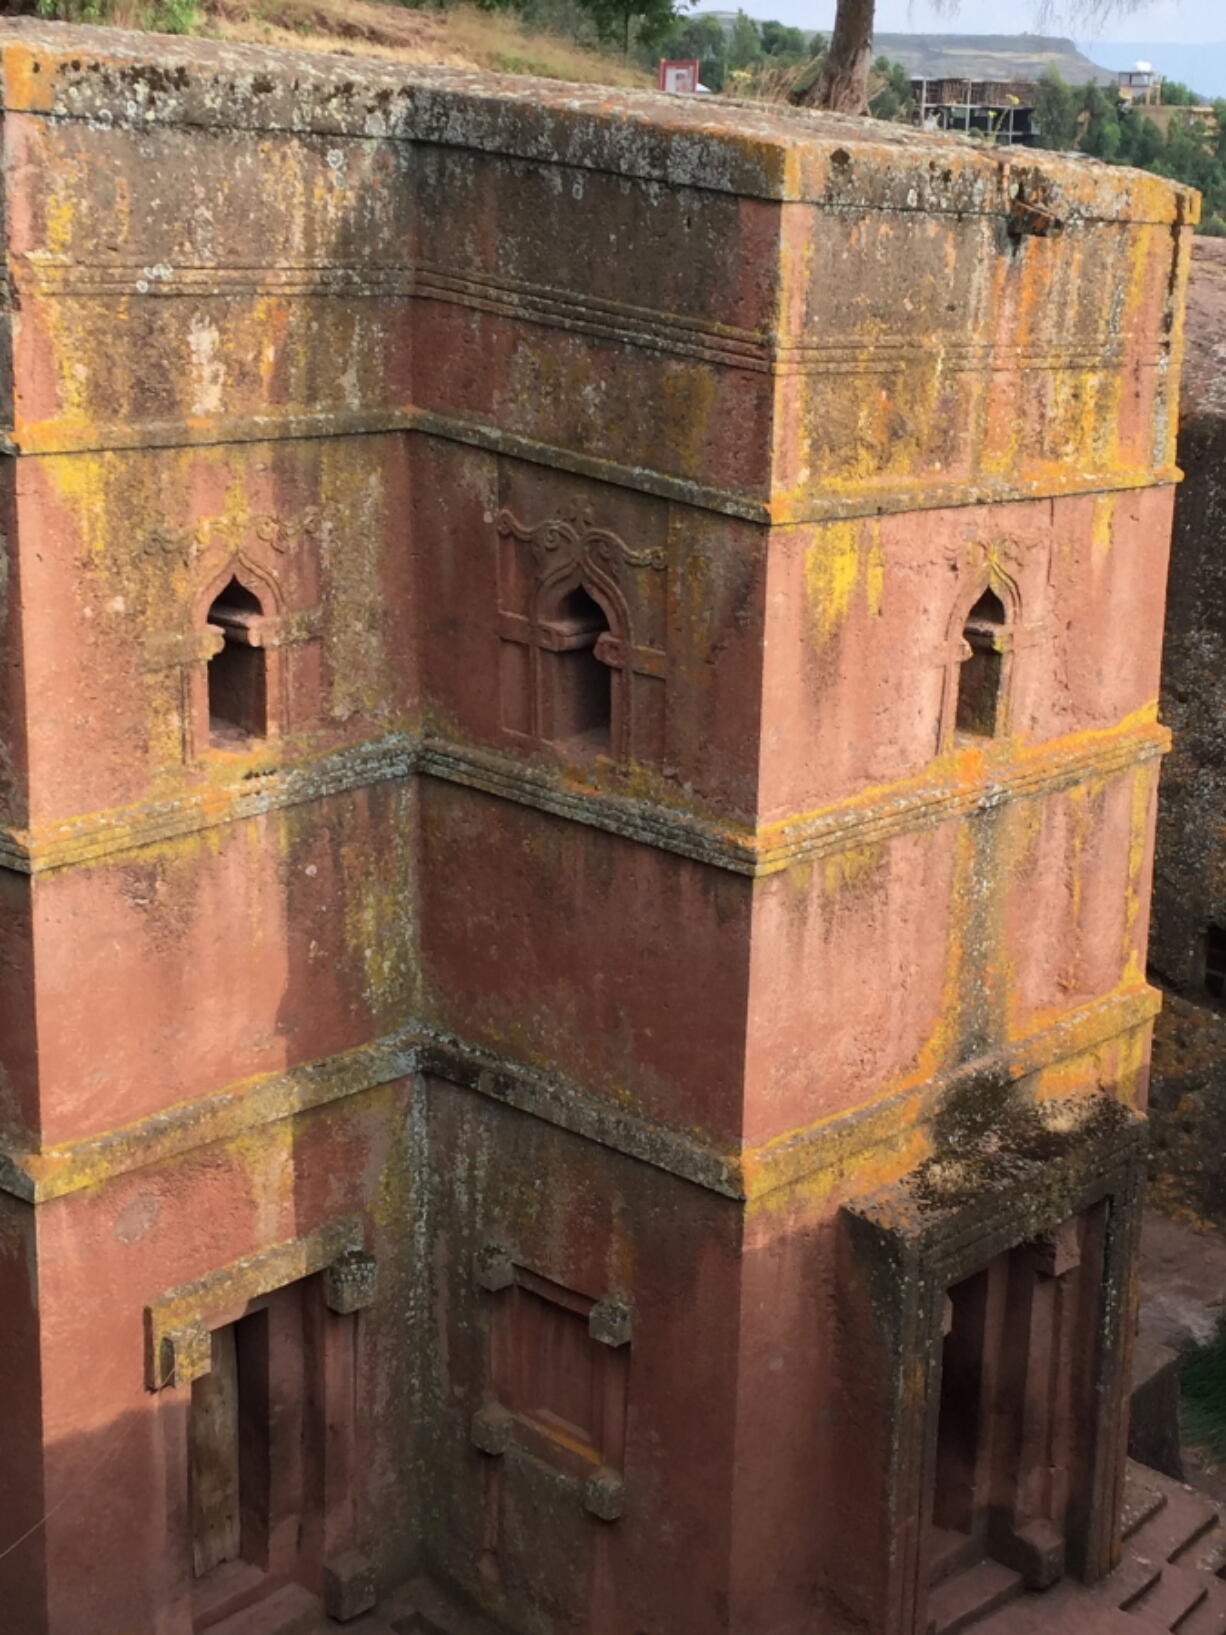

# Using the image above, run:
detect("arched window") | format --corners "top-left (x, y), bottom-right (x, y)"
top-left (207, 577), bottom-right (267, 743)
top-left (955, 589), bottom-right (1007, 739)
top-left (539, 583), bottom-right (612, 755)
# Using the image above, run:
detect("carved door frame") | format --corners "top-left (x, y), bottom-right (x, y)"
top-left (837, 1101), bottom-right (1145, 1635)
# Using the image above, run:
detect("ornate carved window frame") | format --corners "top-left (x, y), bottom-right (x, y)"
top-left (135, 511), bottom-right (330, 767)
top-left (495, 509), bottom-right (666, 766)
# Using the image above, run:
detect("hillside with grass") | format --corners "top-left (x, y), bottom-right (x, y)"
top-left (24, 0), bottom-right (653, 84)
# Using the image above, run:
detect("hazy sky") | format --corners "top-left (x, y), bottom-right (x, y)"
top-left (744, 1), bottom-right (1226, 42)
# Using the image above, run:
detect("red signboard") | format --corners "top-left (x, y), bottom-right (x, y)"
top-left (658, 59), bottom-right (700, 94)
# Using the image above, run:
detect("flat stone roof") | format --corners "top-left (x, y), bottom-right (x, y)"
top-left (0, 18), bottom-right (1195, 222)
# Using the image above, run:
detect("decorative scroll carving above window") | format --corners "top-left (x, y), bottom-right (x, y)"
top-left (141, 507), bottom-right (326, 569)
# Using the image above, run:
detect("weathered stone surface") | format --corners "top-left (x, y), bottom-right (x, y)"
top-left (0, 18), bottom-right (1192, 1635)
top-left (324, 1550), bottom-right (379, 1622)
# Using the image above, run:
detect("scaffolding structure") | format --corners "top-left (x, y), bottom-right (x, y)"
top-left (912, 78), bottom-right (1038, 145)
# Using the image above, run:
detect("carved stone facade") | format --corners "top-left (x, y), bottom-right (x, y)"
top-left (0, 21), bottom-right (1193, 1635)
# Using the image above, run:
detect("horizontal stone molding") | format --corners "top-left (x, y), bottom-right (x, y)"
top-left (0, 733), bottom-right (416, 874)
top-left (11, 257), bottom-right (1155, 383)
top-left (0, 411), bottom-right (1181, 530)
top-left (417, 1028), bottom-right (741, 1198)
top-left (0, 719), bottom-right (1168, 880)
top-left (0, 1030), bottom-right (418, 1205)
top-left (741, 982), bottom-right (1162, 1201)
top-left (420, 721), bottom-right (1169, 877)
top-left (0, 982), bottom-right (1160, 1208)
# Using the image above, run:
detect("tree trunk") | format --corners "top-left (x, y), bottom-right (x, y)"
top-left (793, 0), bottom-right (874, 113)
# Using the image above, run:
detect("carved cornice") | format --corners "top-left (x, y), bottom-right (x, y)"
top-left (0, 720), bottom-right (1167, 877)
top-left (146, 1216), bottom-right (368, 1390)
top-left (0, 1030), bottom-right (418, 1205)
top-left (0, 984), bottom-right (1160, 1207)
top-left (422, 722), bottom-right (1169, 878)
top-left (0, 734), bottom-right (415, 874)
top-left (0, 404), bottom-right (1178, 528)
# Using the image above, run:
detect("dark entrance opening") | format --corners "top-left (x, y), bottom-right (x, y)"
top-left (187, 1282), bottom-right (317, 1632)
top-left (932, 1268), bottom-right (990, 1561)
top-left (927, 1211), bottom-right (1105, 1631)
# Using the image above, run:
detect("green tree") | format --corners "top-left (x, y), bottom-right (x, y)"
top-left (868, 54), bottom-right (913, 122)
top-left (576, 0), bottom-right (686, 55)
top-left (727, 11), bottom-right (762, 72)
top-left (1161, 79), bottom-right (1201, 106)
top-left (760, 20), bottom-right (808, 59)
top-left (1080, 83), bottom-right (1122, 160)
top-left (1123, 109), bottom-right (1165, 168)
top-left (1034, 70), bottom-right (1080, 153)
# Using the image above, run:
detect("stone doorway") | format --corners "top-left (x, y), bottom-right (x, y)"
top-left (838, 1100), bottom-right (1145, 1635)
top-left (188, 1282), bottom-right (315, 1632)
top-left (926, 1211), bottom-right (1108, 1631)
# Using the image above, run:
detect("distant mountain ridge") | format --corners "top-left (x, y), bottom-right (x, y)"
top-left (700, 21), bottom-right (1118, 85)
top-left (871, 32), bottom-right (1115, 85)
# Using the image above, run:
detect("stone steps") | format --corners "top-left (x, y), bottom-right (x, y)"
top-left (382, 1576), bottom-right (509, 1635)
top-left (973, 1581), bottom-right (1157, 1635)
top-left (1175, 1576), bottom-right (1226, 1635)
top-left (1125, 1464), bottom-right (1221, 1570)
top-left (205, 1580), bottom-right (405, 1635)
top-left (1125, 1472), bottom-right (1173, 1541)
top-left (927, 1559), bottom-right (1025, 1635)
top-left (961, 1460), bottom-right (1226, 1635)
top-left (1123, 1562), bottom-right (1209, 1628)
top-left (207, 1584), bottom-right (323, 1635)
top-left (1180, 1528), bottom-right (1226, 1579)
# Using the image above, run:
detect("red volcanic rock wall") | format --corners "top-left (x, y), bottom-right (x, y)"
top-left (0, 20), bottom-right (1192, 1635)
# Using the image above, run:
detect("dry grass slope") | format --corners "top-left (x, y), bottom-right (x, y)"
top-left (193, 0), bottom-right (649, 85)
